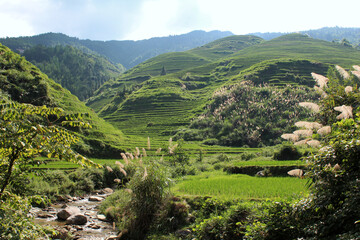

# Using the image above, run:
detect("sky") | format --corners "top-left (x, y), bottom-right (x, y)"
top-left (0, 0), bottom-right (360, 41)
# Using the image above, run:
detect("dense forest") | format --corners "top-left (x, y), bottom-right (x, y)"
top-left (23, 45), bottom-right (124, 100)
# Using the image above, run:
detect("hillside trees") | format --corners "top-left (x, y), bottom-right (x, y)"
top-left (23, 45), bottom-right (124, 100)
top-left (176, 82), bottom-right (320, 147)
top-left (0, 96), bottom-right (99, 197)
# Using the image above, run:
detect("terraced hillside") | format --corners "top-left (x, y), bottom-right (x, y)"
top-left (90, 34), bottom-right (360, 144)
top-left (86, 35), bottom-right (264, 111)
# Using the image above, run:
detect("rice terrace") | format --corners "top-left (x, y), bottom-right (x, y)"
top-left (1, 2), bottom-right (360, 239)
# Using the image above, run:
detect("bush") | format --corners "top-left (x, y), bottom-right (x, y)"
top-left (217, 153), bottom-right (231, 162)
top-left (202, 138), bottom-right (219, 146)
top-left (28, 195), bottom-right (51, 208)
top-left (241, 152), bottom-right (256, 161)
top-left (0, 193), bottom-right (53, 239)
top-left (273, 144), bottom-right (301, 160)
top-left (193, 204), bottom-right (249, 240)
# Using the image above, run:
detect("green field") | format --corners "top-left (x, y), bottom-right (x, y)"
top-left (173, 172), bottom-right (309, 200)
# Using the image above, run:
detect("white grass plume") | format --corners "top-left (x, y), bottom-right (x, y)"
top-left (353, 65), bottom-right (360, 71)
top-left (121, 153), bottom-right (129, 165)
top-left (294, 139), bottom-right (309, 146)
top-left (142, 148), bottom-right (147, 157)
top-left (281, 133), bottom-right (299, 142)
top-left (317, 126), bottom-right (331, 136)
top-left (334, 105), bottom-right (353, 119)
top-left (345, 86), bottom-right (353, 94)
top-left (306, 140), bottom-right (321, 148)
top-left (299, 102), bottom-right (320, 113)
top-left (142, 167), bottom-right (148, 180)
top-left (295, 121), bottom-right (323, 130)
top-left (351, 71), bottom-right (360, 80)
top-left (335, 65), bottom-right (350, 79)
top-left (311, 72), bottom-right (329, 89)
top-left (314, 86), bottom-right (328, 98)
top-left (115, 161), bottom-right (125, 169)
top-left (293, 129), bottom-right (313, 137)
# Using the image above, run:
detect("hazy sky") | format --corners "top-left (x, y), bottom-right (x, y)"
top-left (1, 0), bottom-right (359, 41)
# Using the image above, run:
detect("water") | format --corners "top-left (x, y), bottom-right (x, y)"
top-left (31, 194), bottom-right (118, 240)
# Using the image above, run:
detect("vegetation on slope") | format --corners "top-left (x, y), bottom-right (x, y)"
top-left (0, 43), bottom-right (126, 157)
top-left (251, 26), bottom-right (360, 46)
top-left (0, 30), bottom-right (233, 69)
top-left (89, 34), bottom-right (360, 145)
top-left (86, 35), bottom-right (263, 111)
top-left (23, 45), bottom-right (125, 100)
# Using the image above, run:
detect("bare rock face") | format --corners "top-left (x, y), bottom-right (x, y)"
top-left (57, 206), bottom-right (81, 220)
top-left (66, 214), bottom-right (88, 225)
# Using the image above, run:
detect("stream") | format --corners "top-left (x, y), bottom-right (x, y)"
top-left (30, 191), bottom-right (118, 240)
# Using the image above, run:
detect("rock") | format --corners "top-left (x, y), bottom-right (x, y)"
top-left (89, 196), bottom-right (104, 202)
top-left (53, 228), bottom-right (72, 240)
top-left (287, 169), bottom-right (304, 178)
top-left (256, 170), bottom-right (265, 177)
top-left (103, 188), bottom-right (114, 194)
top-left (57, 206), bottom-right (81, 220)
top-left (66, 214), bottom-right (88, 225)
top-left (106, 235), bottom-right (119, 240)
top-left (73, 225), bottom-right (84, 231)
top-left (97, 214), bottom-right (107, 221)
top-left (37, 212), bottom-right (54, 218)
top-left (175, 229), bottom-right (192, 237)
top-left (89, 223), bottom-right (101, 229)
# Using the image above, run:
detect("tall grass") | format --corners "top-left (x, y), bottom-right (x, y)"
top-left (174, 173), bottom-right (308, 200)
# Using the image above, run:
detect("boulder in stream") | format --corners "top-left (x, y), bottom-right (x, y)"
top-left (66, 214), bottom-right (88, 225)
top-left (57, 206), bottom-right (81, 220)
top-left (89, 196), bottom-right (104, 202)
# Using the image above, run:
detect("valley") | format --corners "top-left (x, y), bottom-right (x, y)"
top-left (1, 28), bottom-right (360, 239)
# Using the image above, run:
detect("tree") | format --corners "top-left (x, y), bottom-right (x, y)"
top-left (0, 96), bottom-right (100, 197)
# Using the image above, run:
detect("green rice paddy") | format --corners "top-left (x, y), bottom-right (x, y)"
top-left (173, 172), bottom-right (309, 200)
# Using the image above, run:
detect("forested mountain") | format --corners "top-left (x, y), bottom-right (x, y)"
top-left (250, 26), bottom-right (360, 45)
top-left (22, 45), bottom-right (125, 100)
top-left (87, 33), bottom-right (360, 147)
top-left (0, 43), bottom-right (127, 157)
top-left (0, 30), bottom-right (233, 69)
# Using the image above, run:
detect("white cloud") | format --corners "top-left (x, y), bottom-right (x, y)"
top-left (0, 0), bottom-right (359, 40)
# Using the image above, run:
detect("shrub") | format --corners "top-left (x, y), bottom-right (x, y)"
top-left (0, 193), bottom-right (53, 239)
top-left (273, 144), bottom-right (301, 160)
top-left (28, 195), bottom-right (51, 208)
top-left (193, 204), bottom-right (249, 240)
top-left (217, 153), bottom-right (230, 162)
top-left (241, 152), bottom-right (256, 161)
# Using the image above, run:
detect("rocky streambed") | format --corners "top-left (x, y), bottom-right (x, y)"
top-left (30, 188), bottom-right (118, 240)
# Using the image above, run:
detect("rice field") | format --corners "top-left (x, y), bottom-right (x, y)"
top-left (173, 172), bottom-right (309, 200)
top-left (233, 159), bottom-right (305, 167)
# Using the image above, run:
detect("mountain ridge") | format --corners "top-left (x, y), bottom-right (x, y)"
top-left (0, 30), bottom-right (234, 69)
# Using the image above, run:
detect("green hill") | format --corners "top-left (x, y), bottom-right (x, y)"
top-left (22, 45), bottom-right (125, 101)
top-left (250, 26), bottom-right (360, 45)
top-left (90, 34), bottom-right (360, 146)
top-left (0, 43), bottom-right (127, 157)
top-left (86, 35), bottom-right (263, 112)
top-left (0, 30), bottom-right (233, 69)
